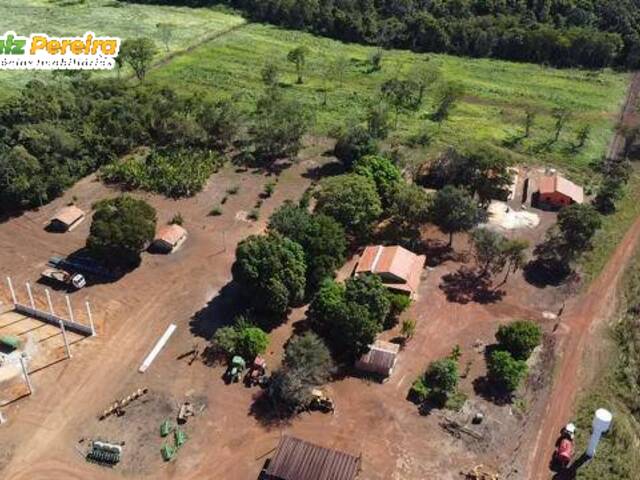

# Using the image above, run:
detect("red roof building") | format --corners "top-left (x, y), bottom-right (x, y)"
top-left (355, 245), bottom-right (426, 297)
top-left (153, 224), bottom-right (188, 253)
top-left (264, 435), bottom-right (361, 480)
top-left (537, 174), bottom-right (584, 207)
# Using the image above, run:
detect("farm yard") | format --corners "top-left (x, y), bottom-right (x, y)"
top-left (1, 2), bottom-right (640, 480)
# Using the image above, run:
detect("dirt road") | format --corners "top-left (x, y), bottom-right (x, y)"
top-left (528, 73), bottom-right (640, 479)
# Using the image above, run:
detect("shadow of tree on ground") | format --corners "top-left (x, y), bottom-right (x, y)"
top-left (439, 267), bottom-right (505, 304)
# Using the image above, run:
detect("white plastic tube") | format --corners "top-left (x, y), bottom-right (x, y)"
top-left (138, 324), bottom-right (177, 373)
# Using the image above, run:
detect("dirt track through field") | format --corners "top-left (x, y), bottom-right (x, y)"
top-left (528, 72), bottom-right (640, 479)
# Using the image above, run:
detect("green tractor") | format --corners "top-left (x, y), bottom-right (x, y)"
top-left (225, 356), bottom-right (246, 383)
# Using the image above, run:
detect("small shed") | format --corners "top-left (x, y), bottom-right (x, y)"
top-left (152, 224), bottom-right (188, 253)
top-left (355, 245), bottom-right (426, 298)
top-left (355, 340), bottom-right (401, 378)
top-left (264, 435), bottom-right (361, 480)
top-left (48, 205), bottom-right (85, 232)
top-left (537, 173), bottom-right (584, 208)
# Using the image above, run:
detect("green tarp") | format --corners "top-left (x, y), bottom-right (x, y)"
top-left (0, 335), bottom-right (21, 350)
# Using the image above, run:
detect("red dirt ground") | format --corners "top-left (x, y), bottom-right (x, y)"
top-left (0, 137), bottom-right (569, 480)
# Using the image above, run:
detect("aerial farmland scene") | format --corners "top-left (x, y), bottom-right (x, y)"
top-left (2, 1), bottom-right (640, 479)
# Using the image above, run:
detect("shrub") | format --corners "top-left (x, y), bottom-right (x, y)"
top-left (424, 358), bottom-right (459, 403)
top-left (212, 321), bottom-right (269, 360)
top-left (169, 213), bottom-right (183, 225)
top-left (487, 349), bottom-right (528, 393)
top-left (495, 320), bottom-right (542, 360)
top-left (263, 181), bottom-right (276, 198)
top-left (410, 377), bottom-right (429, 403)
top-left (209, 206), bottom-right (222, 216)
top-left (100, 148), bottom-right (222, 198)
top-left (386, 292), bottom-right (411, 328)
top-left (226, 185), bottom-right (240, 195)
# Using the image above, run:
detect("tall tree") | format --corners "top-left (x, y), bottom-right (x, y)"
top-left (232, 234), bottom-right (307, 318)
top-left (430, 186), bottom-right (484, 246)
top-left (314, 174), bottom-right (383, 239)
top-left (120, 37), bottom-right (157, 81)
top-left (87, 196), bottom-right (157, 268)
top-left (287, 46), bottom-right (309, 84)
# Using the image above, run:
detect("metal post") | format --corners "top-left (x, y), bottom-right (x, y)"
top-left (6, 276), bottom-right (17, 306)
top-left (65, 295), bottom-right (75, 323)
top-left (26, 282), bottom-right (35, 309)
top-left (19, 354), bottom-right (33, 395)
top-left (85, 301), bottom-right (96, 336)
top-left (58, 318), bottom-right (72, 359)
top-left (45, 289), bottom-right (55, 316)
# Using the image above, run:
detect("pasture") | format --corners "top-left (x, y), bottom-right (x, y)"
top-left (148, 22), bottom-right (629, 179)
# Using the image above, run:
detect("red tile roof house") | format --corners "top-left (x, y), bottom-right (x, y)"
top-left (48, 205), bottom-right (86, 232)
top-left (152, 224), bottom-right (188, 253)
top-left (263, 435), bottom-right (361, 480)
top-left (354, 245), bottom-right (426, 299)
top-left (536, 173), bottom-right (584, 209)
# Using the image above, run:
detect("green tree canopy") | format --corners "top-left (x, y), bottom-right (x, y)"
top-left (353, 155), bottom-right (402, 206)
top-left (424, 357), bottom-right (459, 401)
top-left (430, 185), bottom-right (484, 245)
top-left (87, 195), bottom-right (157, 268)
top-left (250, 90), bottom-right (312, 163)
top-left (120, 37), bottom-right (157, 81)
top-left (308, 276), bottom-right (389, 360)
top-left (268, 202), bottom-right (347, 293)
top-left (487, 349), bottom-right (528, 393)
top-left (314, 174), bottom-right (382, 239)
top-left (496, 320), bottom-right (542, 361)
top-left (333, 125), bottom-right (378, 169)
top-left (557, 203), bottom-right (602, 252)
top-left (283, 332), bottom-right (334, 384)
top-left (232, 233), bottom-right (306, 318)
top-left (287, 46), bottom-right (309, 84)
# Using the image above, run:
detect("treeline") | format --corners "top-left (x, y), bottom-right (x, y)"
top-left (0, 75), bottom-right (238, 213)
top-left (123, 0), bottom-right (640, 69)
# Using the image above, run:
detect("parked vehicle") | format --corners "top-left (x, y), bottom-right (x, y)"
top-left (41, 268), bottom-right (86, 290)
top-left (553, 423), bottom-right (576, 469)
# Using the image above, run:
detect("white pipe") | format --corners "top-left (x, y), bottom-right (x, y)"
top-left (138, 324), bottom-right (177, 373)
top-left (7, 277), bottom-right (17, 305)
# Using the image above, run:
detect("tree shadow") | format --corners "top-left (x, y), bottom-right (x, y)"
top-left (46, 247), bottom-right (131, 287)
top-left (471, 344), bottom-right (514, 406)
top-left (523, 260), bottom-right (571, 288)
top-left (439, 267), bottom-right (505, 304)
top-left (248, 389), bottom-right (294, 430)
top-left (416, 238), bottom-right (464, 267)
top-left (301, 159), bottom-right (344, 181)
top-left (188, 282), bottom-right (244, 341)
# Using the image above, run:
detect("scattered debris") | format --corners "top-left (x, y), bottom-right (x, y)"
top-left (441, 417), bottom-right (484, 441)
top-left (484, 201), bottom-right (540, 230)
top-left (177, 402), bottom-right (195, 424)
top-left (461, 464), bottom-right (500, 479)
top-left (244, 356), bottom-right (268, 387)
top-left (472, 413), bottom-right (484, 425)
top-left (99, 388), bottom-right (148, 420)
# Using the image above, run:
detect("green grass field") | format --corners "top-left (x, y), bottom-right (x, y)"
top-left (148, 22), bottom-right (629, 179)
top-left (0, 0), bottom-right (245, 94)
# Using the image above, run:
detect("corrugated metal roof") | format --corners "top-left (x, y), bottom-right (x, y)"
top-left (266, 435), bottom-right (361, 480)
top-left (356, 340), bottom-right (400, 376)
